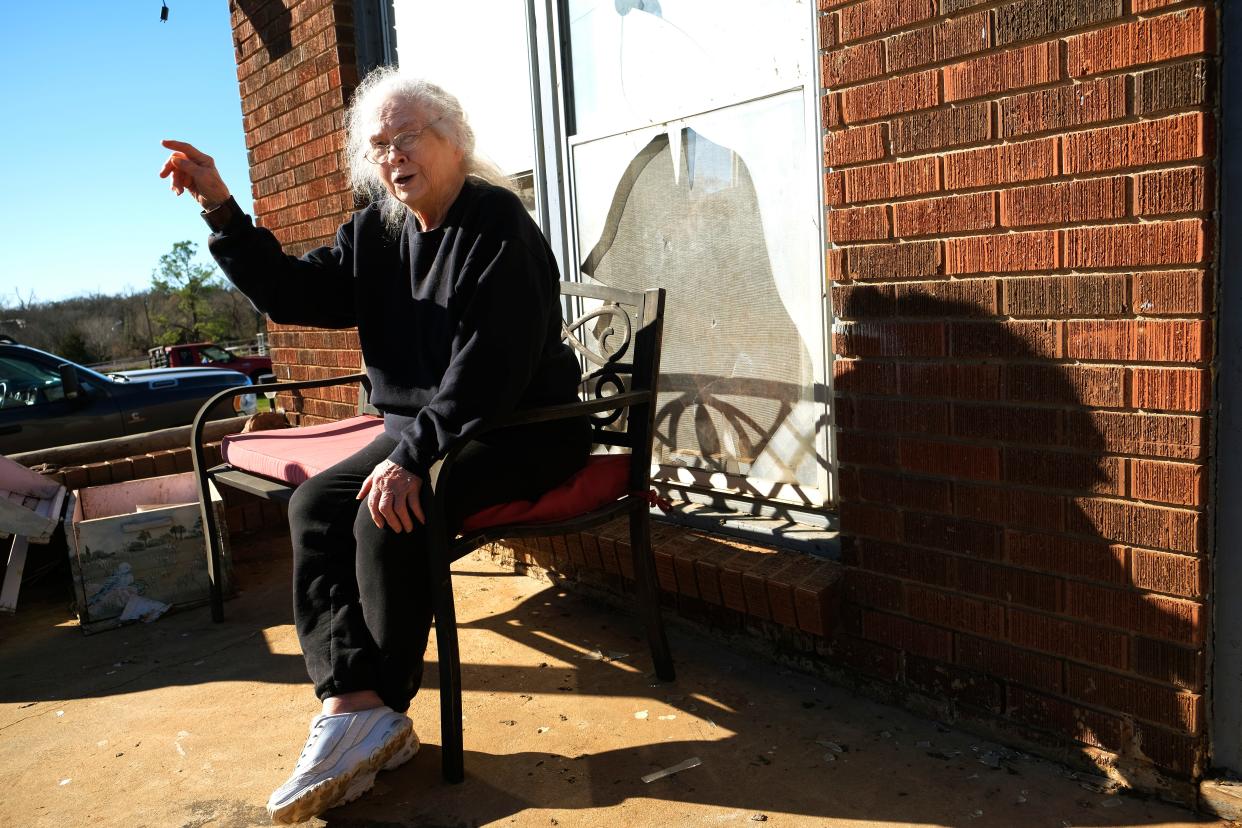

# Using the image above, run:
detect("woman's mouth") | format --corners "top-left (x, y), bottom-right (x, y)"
top-left (395, 173), bottom-right (415, 186)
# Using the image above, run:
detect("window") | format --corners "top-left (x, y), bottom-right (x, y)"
top-left (391, 0), bottom-right (541, 215)
top-left (565, 0), bottom-right (809, 138)
top-left (0, 356), bottom-right (66, 408)
top-left (199, 345), bottom-right (235, 364)
top-left (563, 0), bottom-right (830, 508)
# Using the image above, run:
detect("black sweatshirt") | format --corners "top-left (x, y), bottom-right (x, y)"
top-left (204, 179), bottom-right (583, 478)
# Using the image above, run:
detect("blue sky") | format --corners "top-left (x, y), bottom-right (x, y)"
top-left (0, 1), bottom-right (253, 305)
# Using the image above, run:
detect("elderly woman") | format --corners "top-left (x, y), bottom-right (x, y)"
top-left (160, 69), bottom-right (590, 823)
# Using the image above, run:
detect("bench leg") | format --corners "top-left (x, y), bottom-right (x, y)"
top-left (198, 481), bottom-right (228, 622)
top-left (630, 508), bottom-right (675, 682)
top-left (433, 555), bottom-right (465, 783)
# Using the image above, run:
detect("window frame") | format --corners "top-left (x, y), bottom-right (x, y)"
top-left (547, 0), bottom-right (836, 513)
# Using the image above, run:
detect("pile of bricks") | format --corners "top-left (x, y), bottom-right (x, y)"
top-left (42, 444), bottom-right (285, 537)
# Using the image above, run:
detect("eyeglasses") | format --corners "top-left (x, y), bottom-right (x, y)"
top-left (364, 117), bottom-right (444, 164)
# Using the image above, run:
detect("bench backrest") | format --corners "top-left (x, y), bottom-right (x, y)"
top-left (347, 281), bottom-right (666, 491)
top-left (561, 281), bottom-right (666, 492)
top-left (358, 379), bottom-right (379, 417)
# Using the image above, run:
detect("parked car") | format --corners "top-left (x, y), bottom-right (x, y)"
top-left (148, 341), bottom-right (273, 382)
top-left (0, 341), bottom-right (255, 455)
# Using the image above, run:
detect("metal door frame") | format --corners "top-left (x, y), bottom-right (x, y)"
top-left (1211, 0), bottom-right (1240, 773)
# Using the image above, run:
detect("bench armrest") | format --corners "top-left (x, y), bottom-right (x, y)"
top-left (472, 391), bottom-right (648, 430)
top-left (189, 372), bottom-right (369, 474)
top-left (190, 373), bottom-right (368, 443)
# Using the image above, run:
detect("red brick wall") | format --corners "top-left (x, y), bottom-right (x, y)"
top-left (230, 0), bottom-right (363, 424)
top-left (822, 0), bottom-right (1215, 777)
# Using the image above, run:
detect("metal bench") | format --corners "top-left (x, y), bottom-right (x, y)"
top-left (189, 281), bottom-right (673, 783)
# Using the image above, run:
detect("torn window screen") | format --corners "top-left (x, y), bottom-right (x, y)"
top-left (574, 93), bottom-right (824, 488)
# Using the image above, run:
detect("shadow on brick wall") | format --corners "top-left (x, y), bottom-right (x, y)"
top-left (237, 0), bottom-right (292, 61)
top-left (830, 284), bottom-right (1204, 784)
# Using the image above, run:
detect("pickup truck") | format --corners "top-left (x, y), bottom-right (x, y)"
top-left (148, 342), bottom-right (273, 382)
top-left (0, 341), bottom-right (255, 455)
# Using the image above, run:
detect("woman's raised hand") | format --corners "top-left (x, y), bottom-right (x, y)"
top-left (159, 140), bottom-right (232, 208)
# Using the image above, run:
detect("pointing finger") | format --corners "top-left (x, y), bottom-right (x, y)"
top-left (161, 139), bottom-right (213, 165)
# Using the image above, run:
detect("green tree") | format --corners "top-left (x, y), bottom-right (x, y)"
top-left (54, 329), bottom-right (98, 364)
top-left (150, 241), bottom-right (231, 345)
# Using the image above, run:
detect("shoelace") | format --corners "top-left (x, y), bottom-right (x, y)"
top-left (293, 719), bottom-right (327, 770)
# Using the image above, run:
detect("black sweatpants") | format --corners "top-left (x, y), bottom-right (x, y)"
top-left (286, 421), bottom-right (590, 712)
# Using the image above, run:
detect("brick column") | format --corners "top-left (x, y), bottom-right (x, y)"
top-left (821, 0), bottom-right (1215, 783)
top-left (230, 0), bottom-right (364, 424)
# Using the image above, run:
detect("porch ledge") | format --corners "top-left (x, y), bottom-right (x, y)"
top-left (489, 516), bottom-right (843, 640)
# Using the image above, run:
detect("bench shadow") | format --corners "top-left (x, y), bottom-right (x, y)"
top-left (0, 530), bottom-right (1208, 825)
top-left (316, 566), bottom-right (1212, 827)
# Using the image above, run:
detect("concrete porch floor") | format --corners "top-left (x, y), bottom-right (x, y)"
top-left (0, 529), bottom-right (1229, 828)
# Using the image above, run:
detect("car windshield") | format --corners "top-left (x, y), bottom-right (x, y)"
top-left (199, 345), bottom-right (235, 363)
top-left (0, 356), bottom-right (65, 407)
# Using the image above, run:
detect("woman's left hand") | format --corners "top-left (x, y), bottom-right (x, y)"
top-left (358, 460), bottom-right (425, 532)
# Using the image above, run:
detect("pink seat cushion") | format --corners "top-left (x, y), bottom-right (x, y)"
top-left (462, 454), bottom-right (630, 532)
top-left (221, 415), bottom-right (385, 486)
top-left (223, 416), bottom-right (631, 532)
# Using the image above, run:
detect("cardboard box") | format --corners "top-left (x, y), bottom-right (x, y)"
top-left (67, 472), bottom-right (231, 633)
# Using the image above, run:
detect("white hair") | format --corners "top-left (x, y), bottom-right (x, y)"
top-left (345, 67), bottom-right (514, 231)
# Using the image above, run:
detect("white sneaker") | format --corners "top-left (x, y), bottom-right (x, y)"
top-left (266, 706), bottom-right (414, 824)
top-left (382, 725), bottom-right (420, 772)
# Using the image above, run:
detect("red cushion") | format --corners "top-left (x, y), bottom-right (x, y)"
top-left (461, 454), bottom-right (630, 532)
top-left (221, 415), bottom-right (385, 486)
